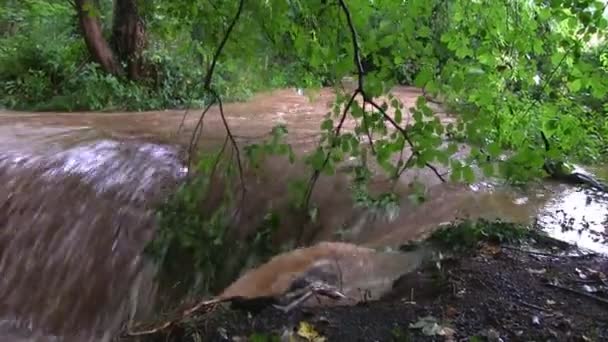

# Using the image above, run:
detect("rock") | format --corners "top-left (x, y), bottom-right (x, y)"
top-left (557, 318), bottom-right (573, 331)
top-left (482, 328), bottom-right (502, 342)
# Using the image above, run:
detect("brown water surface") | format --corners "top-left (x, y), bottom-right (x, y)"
top-left (0, 86), bottom-right (606, 341)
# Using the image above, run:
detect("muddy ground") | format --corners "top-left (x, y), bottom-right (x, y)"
top-left (132, 234), bottom-right (608, 342)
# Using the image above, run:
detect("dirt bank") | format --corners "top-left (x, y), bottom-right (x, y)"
top-left (129, 232), bottom-right (608, 342)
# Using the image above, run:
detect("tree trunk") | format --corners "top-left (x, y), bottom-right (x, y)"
top-left (112, 0), bottom-right (147, 80)
top-left (75, 0), bottom-right (122, 76)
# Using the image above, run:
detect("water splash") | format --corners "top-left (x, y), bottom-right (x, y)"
top-left (0, 137), bottom-right (186, 341)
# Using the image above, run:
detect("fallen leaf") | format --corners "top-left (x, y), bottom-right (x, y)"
top-left (582, 285), bottom-right (599, 293)
top-left (409, 316), bottom-right (454, 336)
top-left (526, 268), bottom-right (547, 275)
top-left (446, 306), bottom-right (458, 319)
top-left (575, 268), bottom-right (588, 279)
top-left (480, 243), bottom-right (501, 256)
top-left (297, 321), bottom-right (326, 342)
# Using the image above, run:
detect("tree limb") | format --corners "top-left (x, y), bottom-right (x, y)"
top-left (186, 0), bottom-right (246, 197)
top-left (203, 0), bottom-right (245, 89)
top-left (303, 0), bottom-right (447, 211)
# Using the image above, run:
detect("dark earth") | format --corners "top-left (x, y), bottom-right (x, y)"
top-left (129, 233), bottom-right (608, 342)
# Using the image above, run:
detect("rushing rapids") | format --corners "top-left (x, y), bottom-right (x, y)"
top-left (0, 87), bottom-right (606, 341)
top-left (0, 132), bottom-right (185, 341)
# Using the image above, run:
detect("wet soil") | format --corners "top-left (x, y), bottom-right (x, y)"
top-left (138, 237), bottom-right (608, 342)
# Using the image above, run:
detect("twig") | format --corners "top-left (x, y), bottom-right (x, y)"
top-left (185, 0), bottom-right (246, 193)
top-left (338, 0), bottom-right (446, 183)
top-left (187, 100), bottom-right (215, 170)
top-left (207, 134), bottom-right (230, 187)
top-left (337, 0), bottom-right (364, 91)
top-left (447, 270), bottom-right (465, 283)
top-left (501, 245), bottom-right (562, 258)
top-left (392, 151), bottom-right (415, 190)
top-left (502, 245), bottom-right (597, 259)
top-left (301, 0), bottom-right (367, 212)
top-left (522, 47), bottom-right (572, 122)
top-left (303, 0), bottom-right (446, 215)
top-left (367, 99), bottom-right (446, 182)
top-left (303, 90), bottom-right (360, 208)
top-left (126, 297), bottom-right (227, 336)
top-left (545, 282), bottom-right (608, 307)
top-left (362, 102), bottom-right (376, 154)
top-left (210, 89), bottom-right (246, 199)
top-left (518, 300), bottom-right (551, 312)
top-left (203, 0), bottom-right (245, 90)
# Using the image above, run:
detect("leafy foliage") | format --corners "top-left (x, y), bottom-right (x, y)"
top-left (0, 1), bottom-right (319, 111)
top-left (429, 219), bottom-right (533, 252)
top-left (4, 0), bottom-right (608, 302)
top-left (145, 148), bottom-right (279, 296)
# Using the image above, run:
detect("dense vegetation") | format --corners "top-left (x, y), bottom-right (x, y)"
top-left (3, 0), bottom-right (608, 296)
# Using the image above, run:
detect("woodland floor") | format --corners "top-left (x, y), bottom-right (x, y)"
top-left (135, 233), bottom-right (608, 342)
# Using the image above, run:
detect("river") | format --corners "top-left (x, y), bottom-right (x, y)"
top-left (0, 86), bottom-right (606, 341)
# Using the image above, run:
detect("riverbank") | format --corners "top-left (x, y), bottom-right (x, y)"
top-left (124, 223), bottom-right (608, 342)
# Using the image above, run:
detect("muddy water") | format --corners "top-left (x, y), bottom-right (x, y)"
top-left (0, 86), bottom-right (606, 340)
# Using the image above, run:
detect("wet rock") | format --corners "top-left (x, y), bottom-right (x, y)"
top-left (482, 328), bottom-right (503, 342)
top-left (532, 315), bottom-right (541, 326)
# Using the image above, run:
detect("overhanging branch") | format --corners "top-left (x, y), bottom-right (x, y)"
top-left (184, 0), bottom-right (246, 196)
top-left (303, 0), bottom-right (446, 210)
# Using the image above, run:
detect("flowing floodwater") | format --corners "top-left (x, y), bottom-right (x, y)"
top-left (0, 128), bottom-right (186, 341)
top-left (0, 87), bottom-right (606, 341)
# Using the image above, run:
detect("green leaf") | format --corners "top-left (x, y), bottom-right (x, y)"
top-left (482, 163), bottom-right (495, 177)
top-left (437, 150), bottom-right (450, 166)
top-left (450, 168), bottom-right (462, 182)
top-left (351, 102), bottom-right (364, 118)
top-left (321, 118), bottom-right (334, 131)
top-left (395, 108), bottom-right (403, 124)
top-left (310, 148), bottom-right (326, 171)
top-left (447, 143), bottom-right (459, 155)
top-left (462, 165), bottom-right (475, 183)
top-left (487, 142), bottom-right (501, 158)
top-left (418, 26), bottom-right (432, 38)
top-left (414, 68), bottom-right (433, 88)
top-left (379, 35), bottom-right (395, 48)
top-left (567, 79), bottom-right (582, 92)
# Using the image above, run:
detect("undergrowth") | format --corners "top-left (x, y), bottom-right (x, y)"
top-left (145, 148), bottom-right (279, 299)
top-left (146, 124), bottom-right (297, 300)
top-left (0, 2), bottom-right (320, 112)
top-left (428, 219), bottom-right (535, 253)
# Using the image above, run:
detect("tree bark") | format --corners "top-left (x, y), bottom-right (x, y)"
top-left (75, 0), bottom-right (122, 76)
top-left (112, 0), bottom-right (147, 80)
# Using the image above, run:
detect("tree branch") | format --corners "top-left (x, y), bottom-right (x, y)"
top-left (210, 89), bottom-right (246, 197)
top-left (186, 0), bottom-right (246, 197)
top-left (337, 0), bottom-right (365, 91)
top-left (203, 0), bottom-right (245, 89)
top-left (303, 0), bottom-right (447, 211)
top-left (187, 100), bottom-right (215, 171)
top-left (367, 100), bottom-right (446, 182)
top-left (339, 0), bottom-right (444, 183)
top-left (303, 90), bottom-right (360, 208)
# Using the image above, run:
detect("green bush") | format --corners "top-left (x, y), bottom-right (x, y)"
top-left (429, 219), bottom-right (533, 252)
top-left (145, 149), bottom-right (280, 298)
top-left (0, 2), bottom-right (316, 112)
